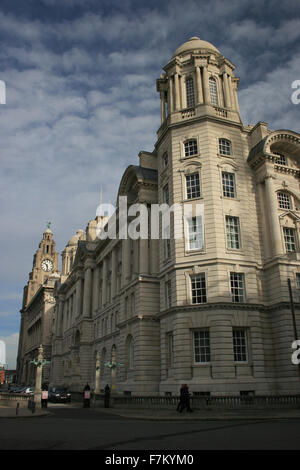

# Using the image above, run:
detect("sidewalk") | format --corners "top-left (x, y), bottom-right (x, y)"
top-left (0, 406), bottom-right (51, 418)
top-left (95, 406), bottom-right (300, 421)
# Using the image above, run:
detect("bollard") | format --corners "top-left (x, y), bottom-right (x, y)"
top-left (16, 403), bottom-right (19, 415)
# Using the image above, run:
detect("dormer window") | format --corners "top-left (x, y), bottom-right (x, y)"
top-left (186, 77), bottom-right (195, 108)
top-left (209, 77), bottom-right (218, 106)
top-left (219, 138), bottom-right (232, 156)
top-left (274, 153), bottom-right (287, 166)
top-left (184, 139), bottom-right (198, 157)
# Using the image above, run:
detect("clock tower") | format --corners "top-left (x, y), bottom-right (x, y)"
top-left (22, 225), bottom-right (59, 309)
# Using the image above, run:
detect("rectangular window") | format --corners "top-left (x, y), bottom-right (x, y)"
top-left (230, 272), bottom-right (245, 303)
top-left (191, 274), bottom-right (207, 304)
top-left (283, 227), bottom-right (296, 252)
top-left (163, 184), bottom-right (169, 205)
top-left (226, 216), bottom-right (241, 249)
top-left (219, 139), bottom-right (232, 156)
top-left (194, 330), bottom-right (210, 363)
top-left (186, 172), bottom-right (201, 199)
top-left (166, 332), bottom-right (174, 368)
top-left (277, 192), bottom-right (291, 209)
top-left (274, 153), bottom-right (287, 166)
top-left (222, 172), bottom-right (236, 198)
top-left (165, 280), bottom-right (172, 309)
top-left (162, 151), bottom-right (168, 168)
top-left (188, 216), bottom-right (203, 250)
top-left (186, 77), bottom-right (195, 108)
top-left (184, 139), bottom-right (198, 157)
top-left (233, 329), bottom-right (248, 362)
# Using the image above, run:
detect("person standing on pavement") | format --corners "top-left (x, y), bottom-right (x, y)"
top-left (104, 384), bottom-right (110, 408)
top-left (41, 383), bottom-right (48, 408)
top-left (177, 384), bottom-right (193, 412)
top-left (83, 383), bottom-right (91, 408)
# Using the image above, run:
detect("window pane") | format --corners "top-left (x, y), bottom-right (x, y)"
top-left (188, 216), bottom-right (203, 250)
top-left (233, 330), bottom-right (248, 362)
top-left (186, 77), bottom-right (195, 108)
top-left (219, 139), bottom-right (232, 156)
top-left (226, 216), bottom-right (240, 249)
top-left (184, 139), bottom-right (198, 157)
top-left (274, 152), bottom-right (286, 165)
top-left (209, 77), bottom-right (218, 106)
top-left (283, 227), bottom-right (296, 252)
top-left (222, 172), bottom-right (235, 198)
top-left (191, 274), bottom-right (207, 304)
top-left (277, 192), bottom-right (291, 209)
top-left (230, 272), bottom-right (245, 303)
top-left (194, 330), bottom-right (210, 363)
top-left (186, 172), bottom-right (201, 199)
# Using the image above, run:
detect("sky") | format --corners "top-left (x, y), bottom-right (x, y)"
top-left (0, 0), bottom-right (299, 370)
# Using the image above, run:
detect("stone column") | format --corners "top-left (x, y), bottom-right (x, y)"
top-left (122, 237), bottom-right (131, 287)
top-left (34, 345), bottom-right (43, 407)
top-left (111, 249), bottom-right (117, 298)
top-left (160, 91), bottom-right (166, 123)
top-left (76, 275), bottom-right (83, 318)
top-left (56, 299), bottom-right (63, 335)
top-left (202, 66), bottom-right (210, 104)
top-left (264, 173), bottom-right (283, 257)
top-left (196, 66), bottom-right (203, 104)
top-left (139, 238), bottom-right (149, 275)
top-left (102, 258), bottom-right (107, 307)
top-left (82, 263), bottom-right (92, 317)
top-left (174, 72), bottom-right (180, 111)
top-left (168, 75), bottom-right (174, 113)
top-left (223, 72), bottom-right (231, 108)
top-left (180, 74), bottom-right (186, 109)
top-left (92, 265), bottom-right (99, 314)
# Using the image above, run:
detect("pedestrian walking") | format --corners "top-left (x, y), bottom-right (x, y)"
top-left (104, 384), bottom-right (110, 408)
top-left (176, 384), bottom-right (193, 413)
top-left (83, 383), bottom-right (91, 408)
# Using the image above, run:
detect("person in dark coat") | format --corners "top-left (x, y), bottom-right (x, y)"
top-left (41, 383), bottom-right (48, 409)
top-left (176, 384), bottom-right (193, 412)
top-left (83, 383), bottom-right (91, 408)
top-left (104, 384), bottom-right (110, 408)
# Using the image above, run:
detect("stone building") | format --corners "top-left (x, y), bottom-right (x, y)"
top-left (16, 227), bottom-right (60, 384)
top-left (24, 37), bottom-right (300, 396)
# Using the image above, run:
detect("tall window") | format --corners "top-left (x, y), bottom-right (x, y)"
top-left (162, 151), bottom-right (168, 168)
top-left (209, 77), bottom-right (218, 106)
top-left (163, 183), bottom-right (169, 204)
top-left (184, 139), bottom-right (198, 157)
top-left (186, 172), bottom-right (201, 199)
top-left (219, 138), bottom-right (232, 156)
top-left (187, 216), bottom-right (204, 250)
top-left (283, 227), bottom-right (296, 252)
top-left (165, 279), bottom-right (172, 309)
top-left (230, 272), bottom-right (245, 303)
top-left (233, 329), bottom-right (248, 362)
top-left (222, 172), bottom-right (236, 198)
top-left (277, 192), bottom-right (291, 210)
top-left (226, 216), bottom-right (241, 249)
top-left (191, 274), bottom-right (207, 304)
top-left (274, 152), bottom-right (287, 166)
top-left (194, 330), bottom-right (210, 363)
top-left (186, 77), bottom-right (195, 108)
top-left (166, 332), bottom-right (174, 368)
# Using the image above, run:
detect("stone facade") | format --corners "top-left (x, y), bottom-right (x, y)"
top-left (20, 37), bottom-right (300, 396)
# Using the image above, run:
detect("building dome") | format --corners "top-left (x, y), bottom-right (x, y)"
top-left (173, 36), bottom-right (220, 57)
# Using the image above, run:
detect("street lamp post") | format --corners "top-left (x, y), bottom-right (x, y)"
top-left (30, 345), bottom-right (50, 407)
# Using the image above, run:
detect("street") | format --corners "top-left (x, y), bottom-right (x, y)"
top-left (0, 404), bottom-right (300, 450)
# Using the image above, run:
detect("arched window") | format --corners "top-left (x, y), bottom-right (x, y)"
top-left (186, 77), bottom-right (195, 108)
top-left (219, 138), bottom-right (232, 156)
top-left (209, 77), bottom-right (218, 106)
top-left (277, 192), bottom-right (291, 210)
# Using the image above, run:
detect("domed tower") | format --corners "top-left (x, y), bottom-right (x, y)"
top-left (62, 229), bottom-right (86, 276)
top-left (156, 36), bottom-right (241, 133)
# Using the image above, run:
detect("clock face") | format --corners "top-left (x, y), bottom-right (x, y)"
top-left (41, 259), bottom-right (53, 272)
